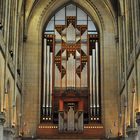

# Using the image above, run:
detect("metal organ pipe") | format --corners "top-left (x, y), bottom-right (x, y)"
top-left (92, 48), bottom-right (96, 116)
top-left (61, 50), bottom-right (66, 88)
top-left (50, 52), bottom-right (53, 115)
top-left (46, 46), bottom-right (50, 115)
top-left (43, 38), bottom-right (47, 115)
top-left (90, 55), bottom-right (93, 115)
top-left (67, 55), bottom-right (69, 87)
top-left (95, 41), bottom-right (99, 115)
top-left (73, 55), bottom-right (76, 88)
top-left (72, 54), bottom-right (75, 87)
top-left (67, 54), bottom-right (75, 87)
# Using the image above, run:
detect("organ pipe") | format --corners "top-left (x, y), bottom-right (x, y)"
top-left (50, 52), bottom-right (53, 114)
top-left (90, 55), bottom-right (93, 115)
top-left (43, 38), bottom-right (47, 113)
top-left (95, 41), bottom-right (99, 113)
top-left (46, 46), bottom-right (50, 115)
top-left (92, 49), bottom-right (96, 116)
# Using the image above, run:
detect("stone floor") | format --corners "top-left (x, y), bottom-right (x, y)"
top-left (34, 139), bottom-right (105, 140)
top-left (22, 138), bottom-right (107, 140)
top-left (22, 138), bottom-right (121, 140)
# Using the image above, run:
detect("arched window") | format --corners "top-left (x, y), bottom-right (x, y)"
top-left (41, 4), bottom-right (101, 125)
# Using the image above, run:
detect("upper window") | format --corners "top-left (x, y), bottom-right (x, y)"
top-left (45, 4), bottom-right (97, 34)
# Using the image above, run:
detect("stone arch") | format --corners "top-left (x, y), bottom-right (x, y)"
top-left (38, 0), bottom-right (117, 37)
top-left (24, 0), bottom-right (118, 137)
top-left (40, 1), bottom-right (102, 33)
top-left (26, 0), bottom-right (117, 42)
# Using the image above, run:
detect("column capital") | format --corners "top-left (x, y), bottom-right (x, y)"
top-left (115, 35), bottom-right (119, 43)
top-left (0, 112), bottom-right (5, 125)
top-left (136, 112), bottom-right (140, 126)
top-left (4, 127), bottom-right (16, 136)
top-left (126, 126), bottom-right (138, 137)
top-left (0, 23), bottom-right (3, 30)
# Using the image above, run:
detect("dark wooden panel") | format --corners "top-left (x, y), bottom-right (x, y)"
top-left (36, 123), bottom-right (105, 139)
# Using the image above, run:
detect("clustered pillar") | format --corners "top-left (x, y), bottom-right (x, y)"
top-left (0, 112), bottom-right (5, 140)
top-left (136, 112), bottom-right (140, 140)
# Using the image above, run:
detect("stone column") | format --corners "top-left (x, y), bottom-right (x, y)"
top-left (0, 112), bottom-right (5, 140)
top-left (130, 91), bottom-right (136, 128)
top-left (123, 101), bottom-right (127, 137)
top-left (3, 127), bottom-right (16, 140)
top-left (136, 112), bottom-right (140, 140)
top-left (126, 126), bottom-right (138, 140)
top-left (126, 90), bottom-right (138, 140)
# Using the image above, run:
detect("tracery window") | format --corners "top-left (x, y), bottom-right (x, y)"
top-left (41, 4), bottom-right (101, 124)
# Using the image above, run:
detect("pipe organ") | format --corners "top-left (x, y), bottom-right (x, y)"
top-left (88, 35), bottom-right (100, 121)
top-left (41, 34), bottom-right (54, 120)
top-left (41, 4), bottom-right (101, 130)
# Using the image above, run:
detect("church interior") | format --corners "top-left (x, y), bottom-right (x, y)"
top-left (0, 0), bottom-right (140, 139)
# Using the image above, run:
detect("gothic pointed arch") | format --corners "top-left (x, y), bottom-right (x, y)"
top-left (41, 3), bottom-right (101, 129)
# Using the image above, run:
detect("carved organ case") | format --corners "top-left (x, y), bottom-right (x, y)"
top-left (41, 4), bottom-right (101, 125)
